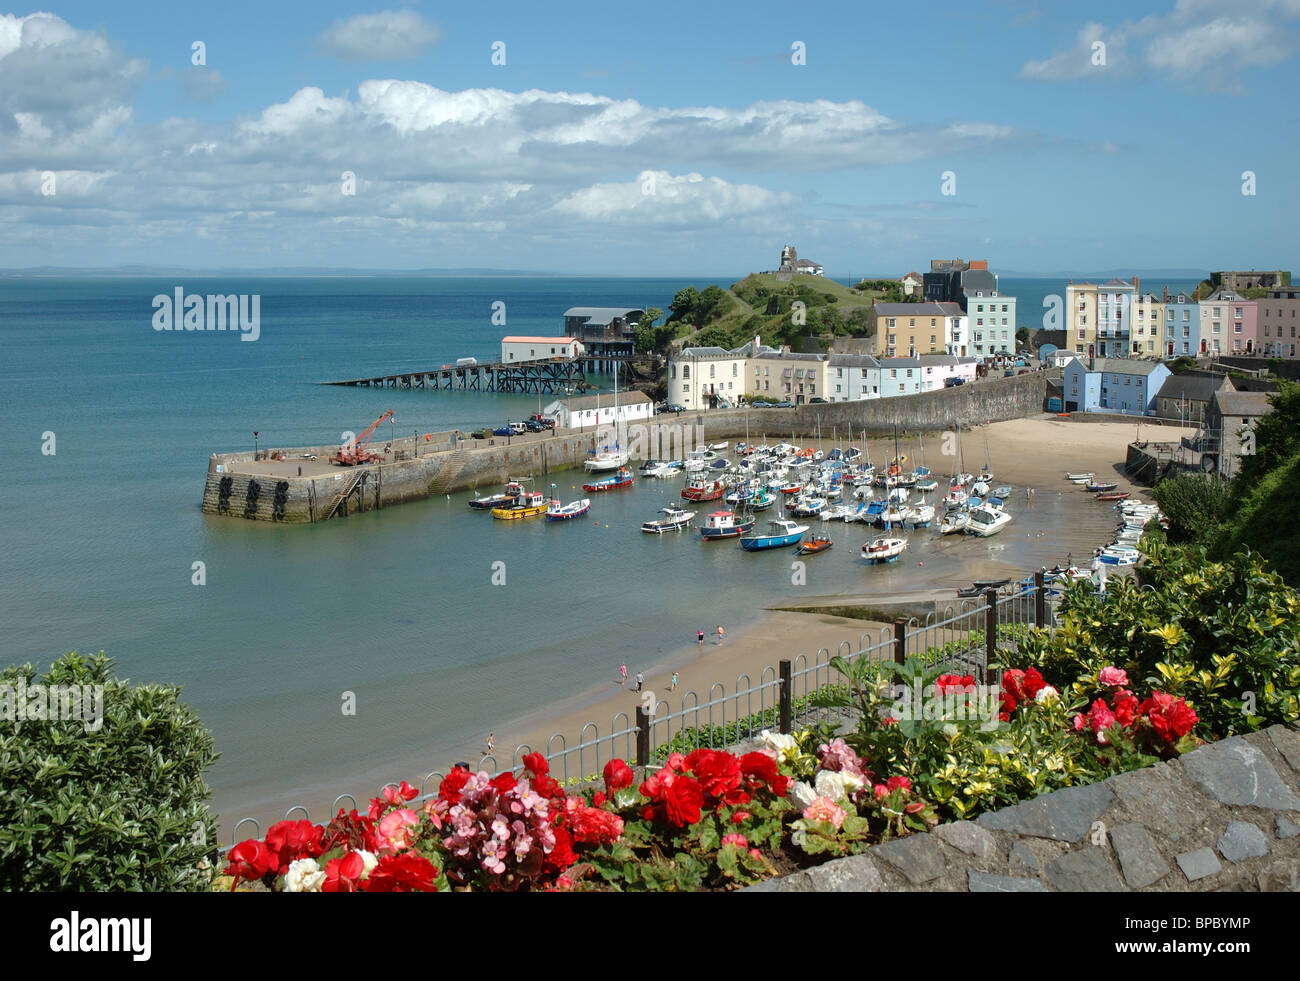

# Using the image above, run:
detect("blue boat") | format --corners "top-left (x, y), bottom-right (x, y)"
top-left (740, 518), bottom-right (810, 551)
top-left (700, 510), bottom-right (756, 540)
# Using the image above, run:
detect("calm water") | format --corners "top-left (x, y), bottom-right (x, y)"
top-left (0, 276), bottom-right (1162, 825)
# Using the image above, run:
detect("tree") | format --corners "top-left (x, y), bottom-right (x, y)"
top-left (1234, 379), bottom-right (1299, 486)
top-left (1, 651), bottom-right (219, 890)
top-left (632, 307), bottom-right (664, 354)
top-left (669, 286), bottom-right (701, 324)
top-left (1015, 326), bottom-right (1031, 349)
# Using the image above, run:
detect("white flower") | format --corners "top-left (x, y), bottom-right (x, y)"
top-left (787, 780), bottom-right (818, 809)
top-left (941, 723), bottom-right (960, 740)
top-left (1035, 686), bottom-right (1060, 704)
top-left (283, 857), bottom-right (326, 893)
top-left (814, 770), bottom-right (849, 802)
top-left (758, 729), bottom-right (797, 756)
top-left (839, 770), bottom-right (866, 794)
top-left (354, 849), bottom-right (379, 878)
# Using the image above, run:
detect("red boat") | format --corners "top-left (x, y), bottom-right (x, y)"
top-left (682, 475), bottom-right (725, 501)
top-left (1095, 491), bottom-right (1130, 502)
top-left (583, 468), bottom-right (634, 492)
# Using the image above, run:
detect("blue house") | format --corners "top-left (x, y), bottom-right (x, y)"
top-left (1062, 357), bottom-right (1172, 415)
top-left (1163, 292), bottom-right (1200, 357)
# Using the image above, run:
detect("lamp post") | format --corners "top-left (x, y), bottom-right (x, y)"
top-left (253, 430), bottom-right (258, 460)
top-left (413, 429), bottom-right (419, 457)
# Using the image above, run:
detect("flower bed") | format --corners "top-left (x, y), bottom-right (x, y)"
top-left (216, 544), bottom-right (1299, 892)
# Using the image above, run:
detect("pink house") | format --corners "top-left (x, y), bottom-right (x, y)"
top-left (1227, 294), bottom-right (1258, 354)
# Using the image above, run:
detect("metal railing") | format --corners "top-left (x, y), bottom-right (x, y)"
top-left (222, 574), bottom-right (1062, 847)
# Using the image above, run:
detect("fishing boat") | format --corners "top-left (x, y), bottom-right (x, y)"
top-left (699, 510), bottom-right (755, 540)
top-left (861, 537), bottom-right (907, 563)
top-left (584, 446), bottom-right (629, 471)
top-left (740, 518), bottom-right (810, 552)
top-left (682, 474), bottom-right (726, 502)
top-left (546, 492), bottom-right (591, 521)
top-left (939, 510), bottom-right (969, 535)
top-left (796, 535), bottom-right (833, 555)
top-left (584, 468), bottom-right (634, 492)
top-left (905, 503), bottom-right (935, 528)
top-left (468, 479), bottom-right (527, 510)
top-left (966, 501), bottom-right (1012, 537)
top-left (1095, 491), bottom-right (1130, 502)
top-left (641, 504), bottom-right (696, 534)
top-left (492, 490), bottom-right (548, 520)
top-left (750, 488), bottom-right (777, 512)
top-left (776, 481), bottom-right (802, 496)
top-left (788, 496), bottom-right (826, 518)
top-left (992, 486), bottom-right (1012, 498)
top-left (1084, 481), bottom-right (1118, 493)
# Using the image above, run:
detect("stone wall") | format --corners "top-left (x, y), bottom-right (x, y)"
top-left (749, 725), bottom-right (1300, 892)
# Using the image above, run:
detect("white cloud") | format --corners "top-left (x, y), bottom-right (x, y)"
top-left (316, 10), bottom-right (442, 61)
top-left (1021, 0), bottom-right (1300, 90)
top-left (551, 171), bottom-right (799, 226)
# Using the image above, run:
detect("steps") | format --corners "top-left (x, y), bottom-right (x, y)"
top-left (318, 470), bottom-right (364, 521)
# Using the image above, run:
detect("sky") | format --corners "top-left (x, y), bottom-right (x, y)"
top-left (1, 0), bottom-right (1298, 277)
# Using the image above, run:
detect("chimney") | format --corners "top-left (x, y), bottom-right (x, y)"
top-left (1163, 286), bottom-right (1169, 302)
top-left (1132, 276), bottom-right (1140, 294)
top-left (1068, 279), bottom-right (1073, 286)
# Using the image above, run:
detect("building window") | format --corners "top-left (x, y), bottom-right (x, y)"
top-left (682, 365), bottom-right (690, 379)
top-left (710, 364), bottom-right (715, 378)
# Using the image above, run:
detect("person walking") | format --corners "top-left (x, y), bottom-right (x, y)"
top-left (716, 624), bottom-right (725, 646)
top-left (670, 671), bottom-right (678, 691)
top-left (697, 629), bottom-right (704, 649)
top-left (483, 732), bottom-right (495, 757)
top-left (619, 663), bottom-right (627, 687)
top-left (635, 671), bottom-right (644, 692)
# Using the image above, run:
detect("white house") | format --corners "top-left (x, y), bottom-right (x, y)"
top-left (501, 336), bottom-right (584, 363)
top-left (878, 357), bottom-right (924, 397)
top-left (543, 390), bottom-right (653, 430)
top-left (918, 354), bottom-right (978, 391)
top-left (827, 354), bottom-right (881, 401)
top-left (670, 345), bottom-right (751, 410)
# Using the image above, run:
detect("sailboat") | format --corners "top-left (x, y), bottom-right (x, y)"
top-left (583, 367), bottom-right (629, 470)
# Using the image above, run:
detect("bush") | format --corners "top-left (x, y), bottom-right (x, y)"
top-left (0, 651), bottom-right (219, 890)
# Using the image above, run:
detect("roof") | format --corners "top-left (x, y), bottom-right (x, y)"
top-left (560, 390), bottom-right (652, 412)
top-left (874, 301), bottom-right (965, 317)
top-left (1103, 278), bottom-right (1136, 289)
top-left (755, 351), bottom-right (828, 362)
top-left (880, 357), bottom-right (922, 368)
top-left (676, 346), bottom-right (731, 358)
top-left (502, 335), bottom-right (578, 344)
top-left (1203, 289), bottom-right (1246, 302)
top-left (902, 271), bottom-right (923, 281)
top-left (1067, 357), bottom-right (1166, 377)
top-left (1155, 373), bottom-right (1232, 403)
top-left (829, 354), bottom-right (881, 368)
top-left (918, 354), bottom-right (961, 366)
top-left (562, 307), bottom-right (645, 323)
top-left (1211, 391), bottom-right (1273, 418)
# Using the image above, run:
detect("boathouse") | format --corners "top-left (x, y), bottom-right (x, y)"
top-left (501, 336), bottom-right (584, 364)
top-left (544, 390), bottom-right (653, 430)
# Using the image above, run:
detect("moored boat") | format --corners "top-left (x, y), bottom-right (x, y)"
top-left (546, 494), bottom-right (591, 521)
top-left (584, 447), bottom-right (629, 471)
top-left (682, 474), bottom-right (726, 501)
top-left (699, 510), bottom-right (755, 540)
top-left (583, 468), bottom-right (634, 492)
top-left (1066, 472), bottom-right (1095, 482)
top-left (492, 490), bottom-right (548, 520)
top-left (740, 518), bottom-right (810, 551)
top-left (641, 504), bottom-right (696, 534)
top-left (1095, 491), bottom-right (1129, 501)
top-left (468, 479), bottom-right (527, 510)
top-left (796, 535), bottom-right (833, 555)
top-left (1084, 481), bottom-right (1118, 493)
top-left (966, 502), bottom-right (1012, 537)
top-left (861, 537), bottom-right (907, 563)
top-left (939, 510), bottom-right (969, 535)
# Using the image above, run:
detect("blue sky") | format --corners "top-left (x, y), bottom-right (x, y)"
top-left (2, 1), bottom-right (1297, 276)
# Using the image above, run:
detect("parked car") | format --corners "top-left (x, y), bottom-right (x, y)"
top-left (492, 426), bottom-right (513, 437)
top-left (773, 400), bottom-right (796, 408)
top-left (509, 421), bottom-right (528, 435)
top-left (530, 415), bottom-right (556, 429)
top-left (472, 428), bottom-right (492, 439)
top-left (1017, 369), bottom-right (1030, 375)
top-left (751, 400), bottom-right (774, 408)
top-left (809, 397), bottom-right (828, 404)
top-left (943, 377), bottom-right (966, 388)
top-left (656, 402), bottom-right (686, 414)
top-left (523, 419), bottom-right (545, 432)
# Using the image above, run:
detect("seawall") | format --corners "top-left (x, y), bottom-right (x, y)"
top-left (201, 372), bottom-right (1054, 523)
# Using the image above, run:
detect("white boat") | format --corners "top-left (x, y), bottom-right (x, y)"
top-left (972, 481), bottom-right (990, 498)
top-left (905, 504), bottom-right (935, 528)
top-left (939, 510), bottom-right (969, 535)
top-left (645, 464), bottom-right (681, 479)
top-left (1098, 546), bottom-right (1139, 566)
top-left (546, 496), bottom-right (591, 521)
top-left (790, 496), bottom-right (826, 517)
top-left (1066, 472), bottom-right (1095, 482)
top-left (709, 441), bottom-right (729, 451)
top-left (585, 448), bottom-right (629, 471)
top-left (992, 486), bottom-right (1012, 498)
top-left (943, 487), bottom-right (969, 509)
top-left (966, 503), bottom-right (1012, 537)
top-left (861, 537), bottom-right (908, 563)
top-left (916, 479), bottom-right (939, 493)
top-left (641, 504), bottom-right (696, 534)
top-left (821, 503), bottom-right (855, 522)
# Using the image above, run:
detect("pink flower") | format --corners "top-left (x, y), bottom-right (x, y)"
top-left (1086, 699), bottom-right (1117, 744)
top-left (803, 795), bottom-right (846, 829)
top-left (886, 775), bottom-right (911, 793)
top-left (721, 833), bottom-right (749, 848)
top-left (1099, 666), bottom-right (1129, 687)
top-left (377, 808), bottom-right (419, 852)
top-left (873, 784), bottom-right (889, 799)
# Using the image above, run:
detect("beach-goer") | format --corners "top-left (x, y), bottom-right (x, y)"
top-left (697, 630), bottom-right (704, 649)
top-left (716, 624), bottom-right (725, 646)
top-left (636, 671), bottom-right (644, 692)
top-left (620, 663), bottom-right (627, 686)
top-left (670, 671), bottom-right (678, 691)
top-left (483, 732), bottom-right (495, 757)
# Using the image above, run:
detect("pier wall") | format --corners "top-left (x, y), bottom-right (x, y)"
top-left (201, 372), bottom-right (1054, 523)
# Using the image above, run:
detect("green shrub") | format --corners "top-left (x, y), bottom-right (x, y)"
top-left (0, 651), bottom-right (219, 890)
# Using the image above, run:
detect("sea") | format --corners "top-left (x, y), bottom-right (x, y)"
top-left (0, 275), bottom-right (1197, 831)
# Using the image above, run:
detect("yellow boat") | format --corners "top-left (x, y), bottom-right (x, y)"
top-left (492, 490), bottom-right (548, 520)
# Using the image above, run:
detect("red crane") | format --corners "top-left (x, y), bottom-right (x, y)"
top-left (330, 409), bottom-right (394, 466)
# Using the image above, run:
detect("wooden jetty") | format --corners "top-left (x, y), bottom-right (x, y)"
top-left (323, 354), bottom-right (660, 395)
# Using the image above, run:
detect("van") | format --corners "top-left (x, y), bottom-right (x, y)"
top-left (456, 357), bottom-right (478, 367)
top-left (509, 421), bottom-right (527, 435)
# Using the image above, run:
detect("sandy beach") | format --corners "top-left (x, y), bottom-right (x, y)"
top-left (214, 415), bottom-right (1193, 840)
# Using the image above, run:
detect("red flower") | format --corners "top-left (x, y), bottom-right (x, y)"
top-left (731, 810), bottom-right (751, 824)
top-left (544, 826), bottom-right (577, 874)
top-left (1086, 698), bottom-right (1117, 743)
top-left (639, 769), bottom-right (704, 827)
top-left (603, 758), bottom-right (635, 793)
top-left (935, 674), bottom-right (975, 696)
top-left (740, 751), bottom-right (791, 797)
top-left (322, 851), bottom-right (368, 893)
top-left (225, 839), bottom-right (277, 885)
top-left (264, 820), bottom-right (324, 875)
top-left (492, 772), bottom-right (517, 794)
top-left (438, 768), bottom-right (471, 804)
top-left (592, 791), bottom-right (606, 807)
top-left (319, 808), bottom-right (382, 855)
top-left (1112, 689), bottom-right (1140, 728)
top-left (686, 749), bottom-right (744, 804)
top-left (886, 775), bottom-right (911, 792)
top-left (1022, 668), bottom-right (1046, 699)
top-left (1002, 667), bottom-right (1046, 710)
top-left (363, 852), bottom-right (439, 892)
top-left (522, 752), bottom-right (549, 776)
top-left (564, 798), bottom-right (625, 844)
top-left (1140, 692), bottom-right (1198, 743)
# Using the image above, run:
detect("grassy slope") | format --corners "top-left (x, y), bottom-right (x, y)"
top-left (1210, 448), bottom-right (1300, 583)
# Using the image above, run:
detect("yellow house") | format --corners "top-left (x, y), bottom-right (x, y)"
top-left (1065, 282), bottom-right (1098, 357)
top-left (1132, 293), bottom-right (1166, 357)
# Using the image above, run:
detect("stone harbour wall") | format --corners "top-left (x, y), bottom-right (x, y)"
top-left (749, 725), bottom-right (1300, 892)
